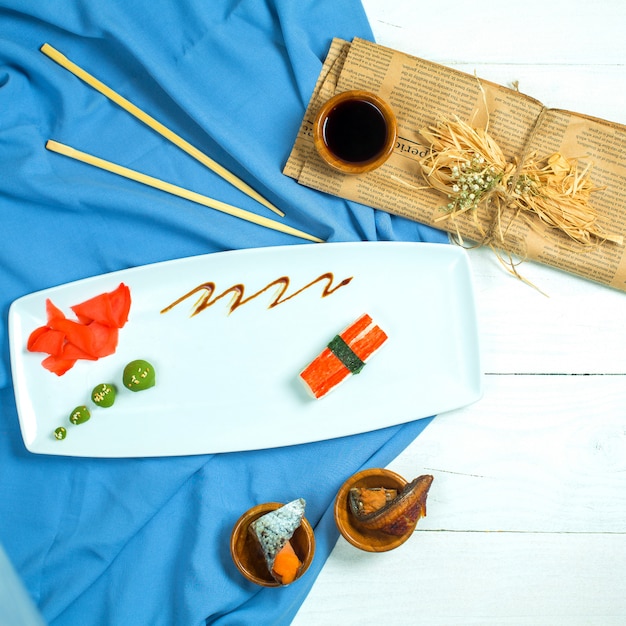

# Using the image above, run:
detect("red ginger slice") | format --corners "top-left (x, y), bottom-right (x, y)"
top-left (46, 318), bottom-right (119, 359)
top-left (26, 326), bottom-right (65, 356)
top-left (41, 354), bottom-right (77, 376)
top-left (71, 282), bottom-right (131, 328)
top-left (27, 283), bottom-right (131, 375)
top-left (46, 298), bottom-right (66, 322)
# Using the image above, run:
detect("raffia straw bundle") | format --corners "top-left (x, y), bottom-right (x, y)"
top-left (419, 117), bottom-right (623, 251)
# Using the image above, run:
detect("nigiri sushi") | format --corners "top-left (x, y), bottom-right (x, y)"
top-left (300, 313), bottom-right (388, 399)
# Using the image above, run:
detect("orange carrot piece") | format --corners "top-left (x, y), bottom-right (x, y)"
top-left (271, 540), bottom-right (302, 585)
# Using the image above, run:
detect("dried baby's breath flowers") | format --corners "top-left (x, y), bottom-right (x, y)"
top-left (446, 156), bottom-right (501, 213)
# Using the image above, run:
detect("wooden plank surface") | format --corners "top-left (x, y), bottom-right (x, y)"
top-left (293, 1), bottom-right (626, 623)
top-left (295, 533), bottom-right (626, 625)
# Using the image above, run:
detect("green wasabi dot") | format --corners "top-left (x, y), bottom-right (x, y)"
top-left (69, 405), bottom-right (90, 425)
top-left (123, 359), bottom-right (156, 392)
top-left (54, 426), bottom-right (67, 440)
top-left (91, 383), bottom-right (117, 407)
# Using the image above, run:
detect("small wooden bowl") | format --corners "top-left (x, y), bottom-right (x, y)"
top-left (313, 90), bottom-right (397, 175)
top-left (230, 502), bottom-right (315, 586)
top-left (334, 468), bottom-right (413, 552)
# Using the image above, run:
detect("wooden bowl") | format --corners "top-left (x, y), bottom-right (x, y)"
top-left (334, 468), bottom-right (413, 552)
top-left (230, 502), bottom-right (315, 586)
top-left (313, 90), bottom-right (397, 174)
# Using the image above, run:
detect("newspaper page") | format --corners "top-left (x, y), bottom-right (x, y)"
top-left (284, 37), bottom-right (626, 292)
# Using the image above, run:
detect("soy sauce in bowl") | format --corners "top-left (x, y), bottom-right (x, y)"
top-left (313, 90), bottom-right (397, 175)
top-left (323, 99), bottom-right (387, 163)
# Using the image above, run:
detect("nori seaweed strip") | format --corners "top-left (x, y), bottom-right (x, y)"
top-left (327, 334), bottom-right (365, 374)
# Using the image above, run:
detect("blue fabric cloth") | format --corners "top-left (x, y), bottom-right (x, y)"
top-left (0, 1), bottom-right (448, 624)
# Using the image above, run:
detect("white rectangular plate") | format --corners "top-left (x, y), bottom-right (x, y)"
top-left (9, 242), bottom-right (482, 457)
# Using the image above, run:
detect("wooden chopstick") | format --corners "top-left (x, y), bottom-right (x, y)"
top-left (40, 43), bottom-right (285, 218)
top-left (46, 140), bottom-right (323, 243)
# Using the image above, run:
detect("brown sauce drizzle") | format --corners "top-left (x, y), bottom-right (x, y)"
top-left (160, 272), bottom-right (353, 317)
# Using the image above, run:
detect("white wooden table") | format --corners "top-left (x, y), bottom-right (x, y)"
top-left (294, 2), bottom-right (626, 623)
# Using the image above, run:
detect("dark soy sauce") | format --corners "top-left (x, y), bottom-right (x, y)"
top-left (322, 99), bottom-right (388, 163)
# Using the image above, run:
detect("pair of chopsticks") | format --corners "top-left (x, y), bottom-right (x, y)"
top-left (41, 43), bottom-right (323, 243)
